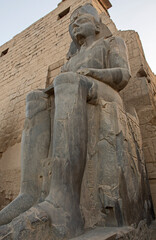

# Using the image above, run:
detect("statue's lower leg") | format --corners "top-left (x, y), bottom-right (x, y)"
top-left (38, 73), bottom-right (89, 237)
top-left (0, 72), bottom-right (91, 239)
top-left (0, 91), bottom-right (51, 226)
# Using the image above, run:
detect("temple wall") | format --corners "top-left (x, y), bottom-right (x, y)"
top-left (0, 0), bottom-right (156, 214)
top-left (118, 30), bottom-right (156, 213)
top-left (0, 144), bottom-right (21, 210)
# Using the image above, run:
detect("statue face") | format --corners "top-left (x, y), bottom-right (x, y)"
top-left (69, 13), bottom-right (99, 43)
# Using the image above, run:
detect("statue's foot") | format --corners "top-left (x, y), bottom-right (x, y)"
top-left (38, 200), bottom-right (84, 239)
top-left (0, 193), bottom-right (36, 226)
top-left (0, 223), bottom-right (12, 239)
top-left (0, 202), bottom-right (83, 240)
top-left (0, 205), bottom-right (50, 240)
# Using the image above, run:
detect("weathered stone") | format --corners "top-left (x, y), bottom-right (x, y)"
top-left (70, 220), bottom-right (151, 240)
top-left (0, 3), bottom-right (154, 239)
top-left (0, 218), bottom-right (152, 240)
top-left (0, 90), bottom-right (51, 226)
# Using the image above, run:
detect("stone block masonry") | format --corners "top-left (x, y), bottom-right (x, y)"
top-left (118, 30), bottom-right (156, 214)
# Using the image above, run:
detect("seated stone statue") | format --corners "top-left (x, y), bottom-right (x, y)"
top-left (0, 4), bottom-right (154, 239)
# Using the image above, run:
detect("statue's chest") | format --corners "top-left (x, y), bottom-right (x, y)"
top-left (66, 44), bottom-right (107, 72)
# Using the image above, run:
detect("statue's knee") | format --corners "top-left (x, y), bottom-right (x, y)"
top-left (54, 72), bottom-right (79, 87)
top-left (26, 90), bottom-right (48, 102)
top-left (53, 72), bottom-right (97, 102)
top-left (26, 90), bottom-right (49, 119)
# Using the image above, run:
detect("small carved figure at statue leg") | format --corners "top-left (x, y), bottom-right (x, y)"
top-left (0, 91), bottom-right (51, 226)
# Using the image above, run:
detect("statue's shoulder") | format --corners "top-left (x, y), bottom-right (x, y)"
top-left (91, 37), bottom-right (109, 48)
top-left (94, 35), bottom-right (125, 48)
top-left (104, 35), bottom-right (126, 49)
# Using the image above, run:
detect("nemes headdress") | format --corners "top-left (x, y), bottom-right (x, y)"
top-left (70, 4), bottom-right (100, 23)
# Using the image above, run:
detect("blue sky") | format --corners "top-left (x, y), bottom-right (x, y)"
top-left (0, 0), bottom-right (155, 73)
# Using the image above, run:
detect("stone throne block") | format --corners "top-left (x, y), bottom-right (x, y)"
top-left (81, 96), bottom-right (153, 228)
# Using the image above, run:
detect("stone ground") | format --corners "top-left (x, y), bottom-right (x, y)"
top-left (150, 220), bottom-right (156, 240)
top-left (0, 215), bottom-right (155, 239)
top-left (70, 226), bottom-right (133, 240)
top-left (70, 221), bottom-right (156, 240)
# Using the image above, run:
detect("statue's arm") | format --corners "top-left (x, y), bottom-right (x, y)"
top-left (77, 37), bottom-right (131, 91)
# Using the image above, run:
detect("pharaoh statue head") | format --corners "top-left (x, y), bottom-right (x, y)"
top-left (67, 4), bottom-right (112, 59)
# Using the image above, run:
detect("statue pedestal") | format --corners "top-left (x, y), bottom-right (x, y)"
top-left (70, 222), bottom-right (151, 240)
top-left (0, 212), bottom-right (151, 240)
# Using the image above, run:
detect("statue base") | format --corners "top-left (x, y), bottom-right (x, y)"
top-left (0, 212), bottom-right (153, 240)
